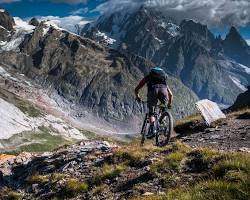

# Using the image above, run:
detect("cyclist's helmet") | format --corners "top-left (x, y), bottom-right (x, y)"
top-left (151, 67), bottom-right (164, 73)
top-left (150, 67), bottom-right (168, 78)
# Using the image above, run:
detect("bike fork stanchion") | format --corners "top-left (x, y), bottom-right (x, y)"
top-left (140, 113), bottom-right (148, 146)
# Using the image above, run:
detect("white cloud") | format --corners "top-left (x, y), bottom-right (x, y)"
top-left (36, 15), bottom-right (91, 33)
top-left (0, 0), bottom-right (88, 4)
top-left (50, 0), bottom-right (87, 4)
top-left (70, 7), bottom-right (88, 15)
top-left (95, 0), bottom-right (250, 27)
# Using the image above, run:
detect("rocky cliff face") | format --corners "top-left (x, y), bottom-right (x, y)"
top-left (223, 27), bottom-right (250, 67)
top-left (0, 9), bottom-right (15, 31)
top-left (0, 17), bottom-right (198, 133)
top-left (83, 6), bottom-right (250, 106)
top-left (229, 86), bottom-right (250, 111)
top-left (0, 9), bottom-right (14, 42)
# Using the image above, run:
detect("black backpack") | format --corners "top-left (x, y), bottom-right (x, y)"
top-left (149, 67), bottom-right (167, 85)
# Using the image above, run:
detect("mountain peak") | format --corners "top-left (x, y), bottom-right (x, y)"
top-left (226, 26), bottom-right (243, 41)
top-left (224, 26), bottom-right (248, 47)
top-left (229, 26), bottom-right (239, 34)
top-left (230, 26), bottom-right (237, 31)
top-left (180, 19), bottom-right (215, 42)
top-left (223, 26), bottom-right (250, 66)
top-left (180, 19), bottom-right (208, 33)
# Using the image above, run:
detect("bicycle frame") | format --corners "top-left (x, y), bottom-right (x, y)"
top-left (140, 103), bottom-right (173, 146)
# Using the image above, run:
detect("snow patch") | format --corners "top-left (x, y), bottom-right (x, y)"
top-left (159, 22), bottom-right (180, 37)
top-left (96, 31), bottom-right (116, 45)
top-left (0, 37), bottom-right (23, 51)
top-left (43, 20), bottom-right (64, 36)
top-left (238, 63), bottom-right (250, 74)
top-left (14, 17), bottom-right (35, 33)
top-left (0, 9), bottom-right (5, 13)
top-left (87, 12), bottom-right (129, 47)
top-left (246, 39), bottom-right (250, 46)
top-left (154, 36), bottom-right (163, 44)
top-left (0, 41), bottom-right (7, 46)
top-left (229, 75), bottom-right (247, 91)
top-left (0, 17), bottom-right (35, 52)
top-left (37, 15), bottom-right (91, 35)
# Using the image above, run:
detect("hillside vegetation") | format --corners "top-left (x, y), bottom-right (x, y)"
top-left (0, 86), bottom-right (249, 200)
top-left (0, 131), bottom-right (249, 199)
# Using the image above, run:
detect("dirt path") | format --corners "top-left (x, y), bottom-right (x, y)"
top-left (178, 112), bottom-right (250, 151)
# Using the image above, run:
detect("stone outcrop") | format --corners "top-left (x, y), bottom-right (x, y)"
top-left (29, 17), bottom-right (39, 26)
top-left (0, 9), bottom-right (15, 31)
top-left (229, 86), bottom-right (250, 110)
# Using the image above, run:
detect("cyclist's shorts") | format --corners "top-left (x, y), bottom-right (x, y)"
top-left (147, 86), bottom-right (168, 116)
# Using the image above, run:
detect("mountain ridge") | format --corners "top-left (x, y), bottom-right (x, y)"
top-left (0, 12), bottom-right (199, 135)
top-left (83, 6), bottom-right (250, 105)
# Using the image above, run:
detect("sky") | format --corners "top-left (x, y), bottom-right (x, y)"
top-left (0, 0), bottom-right (249, 44)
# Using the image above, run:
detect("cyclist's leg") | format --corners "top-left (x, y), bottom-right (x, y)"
top-left (147, 89), bottom-right (158, 138)
top-left (147, 89), bottom-right (158, 124)
top-left (158, 87), bottom-right (169, 112)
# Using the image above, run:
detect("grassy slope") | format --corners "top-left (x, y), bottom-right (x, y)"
top-left (5, 141), bottom-right (249, 200)
top-left (93, 108), bottom-right (249, 199)
top-left (1, 99), bottom-right (249, 199)
top-left (109, 138), bottom-right (250, 200)
top-left (0, 126), bottom-right (75, 155)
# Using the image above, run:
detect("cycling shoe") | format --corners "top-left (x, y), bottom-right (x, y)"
top-left (147, 125), bottom-right (156, 139)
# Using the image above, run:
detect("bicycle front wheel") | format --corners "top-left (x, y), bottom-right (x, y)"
top-left (156, 111), bottom-right (173, 146)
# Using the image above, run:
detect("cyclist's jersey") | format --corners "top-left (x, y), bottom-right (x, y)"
top-left (142, 75), bottom-right (167, 91)
top-left (134, 70), bottom-right (168, 95)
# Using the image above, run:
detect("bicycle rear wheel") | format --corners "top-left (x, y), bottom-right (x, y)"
top-left (156, 111), bottom-right (173, 146)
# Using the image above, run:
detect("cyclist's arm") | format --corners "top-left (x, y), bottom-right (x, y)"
top-left (134, 76), bottom-right (148, 97)
top-left (167, 86), bottom-right (173, 106)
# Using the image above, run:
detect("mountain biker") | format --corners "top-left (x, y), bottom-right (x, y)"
top-left (135, 67), bottom-right (173, 138)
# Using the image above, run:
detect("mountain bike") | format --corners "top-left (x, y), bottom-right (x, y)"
top-left (140, 103), bottom-right (173, 147)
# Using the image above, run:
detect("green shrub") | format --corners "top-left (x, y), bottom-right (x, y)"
top-left (166, 180), bottom-right (249, 200)
top-left (213, 153), bottom-right (250, 177)
top-left (165, 151), bottom-right (185, 170)
top-left (16, 101), bottom-right (43, 118)
top-left (64, 179), bottom-right (88, 196)
top-left (7, 191), bottom-right (22, 200)
top-left (28, 174), bottom-right (49, 184)
top-left (92, 163), bottom-right (127, 185)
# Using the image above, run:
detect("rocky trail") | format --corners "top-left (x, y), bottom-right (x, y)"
top-left (176, 110), bottom-right (250, 152)
top-left (0, 109), bottom-right (249, 200)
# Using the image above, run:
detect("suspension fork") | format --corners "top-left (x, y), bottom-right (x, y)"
top-left (141, 113), bottom-right (148, 135)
